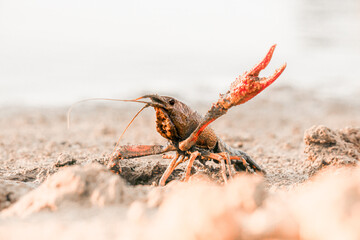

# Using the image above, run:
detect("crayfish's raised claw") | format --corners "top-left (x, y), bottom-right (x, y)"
top-left (226, 44), bottom-right (287, 108)
top-left (179, 45), bottom-right (286, 151)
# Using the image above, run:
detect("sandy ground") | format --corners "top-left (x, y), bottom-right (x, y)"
top-left (0, 86), bottom-right (359, 239)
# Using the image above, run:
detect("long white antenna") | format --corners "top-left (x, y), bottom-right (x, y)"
top-left (66, 97), bottom-right (149, 129)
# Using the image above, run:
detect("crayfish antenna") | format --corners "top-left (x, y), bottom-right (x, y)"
top-left (66, 97), bottom-right (151, 166)
top-left (111, 104), bottom-right (149, 156)
top-left (66, 97), bottom-right (150, 129)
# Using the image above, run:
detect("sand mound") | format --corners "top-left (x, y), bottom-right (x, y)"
top-left (304, 125), bottom-right (360, 174)
top-left (146, 174), bottom-right (268, 240)
top-left (2, 166), bottom-right (360, 239)
top-left (288, 167), bottom-right (360, 240)
top-left (138, 167), bottom-right (360, 240)
top-left (1, 163), bottom-right (126, 217)
top-left (0, 180), bottom-right (33, 211)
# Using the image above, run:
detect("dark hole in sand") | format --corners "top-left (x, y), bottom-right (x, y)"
top-left (116, 158), bottom-right (223, 185)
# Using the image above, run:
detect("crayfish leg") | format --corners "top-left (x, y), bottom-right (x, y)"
top-left (218, 152), bottom-right (233, 179)
top-left (202, 152), bottom-right (230, 184)
top-left (159, 153), bottom-right (180, 186)
top-left (107, 153), bottom-right (123, 174)
top-left (183, 151), bottom-right (200, 182)
top-left (159, 154), bottom-right (189, 186)
top-left (230, 156), bottom-right (266, 175)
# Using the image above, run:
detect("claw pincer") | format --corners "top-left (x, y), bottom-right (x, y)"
top-left (179, 44), bottom-right (286, 152)
top-left (227, 44), bottom-right (286, 107)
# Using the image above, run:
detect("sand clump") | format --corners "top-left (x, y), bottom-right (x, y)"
top-left (1, 163), bottom-right (128, 217)
top-left (54, 153), bottom-right (77, 167)
top-left (0, 165), bottom-right (360, 240)
top-left (146, 174), bottom-right (269, 240)
top-left (304, 125), bottom-right (360, 174)
top-left (126, 167), bottom-right (360, 240)
top-left (0, 180), bottom-right (33, 211)
top-left (289, 167), bottom-right (360, 240)
top-left (2, 162), bottom-right (360, 239)
top-left (120, 167), bottom-right (360, 240)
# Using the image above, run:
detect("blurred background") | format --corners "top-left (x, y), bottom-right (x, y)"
top-left (0, 0), bottom-right (359, 106)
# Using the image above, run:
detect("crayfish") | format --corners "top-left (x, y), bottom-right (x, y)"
top-left (105, 45), bottom-right (286, 186)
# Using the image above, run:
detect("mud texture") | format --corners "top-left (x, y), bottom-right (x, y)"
top-left (304, 125), bottom-right (360, 174)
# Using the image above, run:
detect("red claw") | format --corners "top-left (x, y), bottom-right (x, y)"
top-left (179, 45), bottom-right (286, 152)
top-left (244, 44), bottom-right (276, 77)
top-left (245, 44), bottom-right (277, 77)
top-left (227, 44), bottom-right (287, 107)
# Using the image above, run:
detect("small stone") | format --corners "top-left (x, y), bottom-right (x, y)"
top-left (54, 153), bottom-right (77, 167)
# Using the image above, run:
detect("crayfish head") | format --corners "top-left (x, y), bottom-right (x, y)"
top-left (141, 94), bottom-right (201, 142)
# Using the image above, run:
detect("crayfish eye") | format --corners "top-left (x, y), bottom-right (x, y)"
top-left (169, 98), bottom-right (175, 106)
